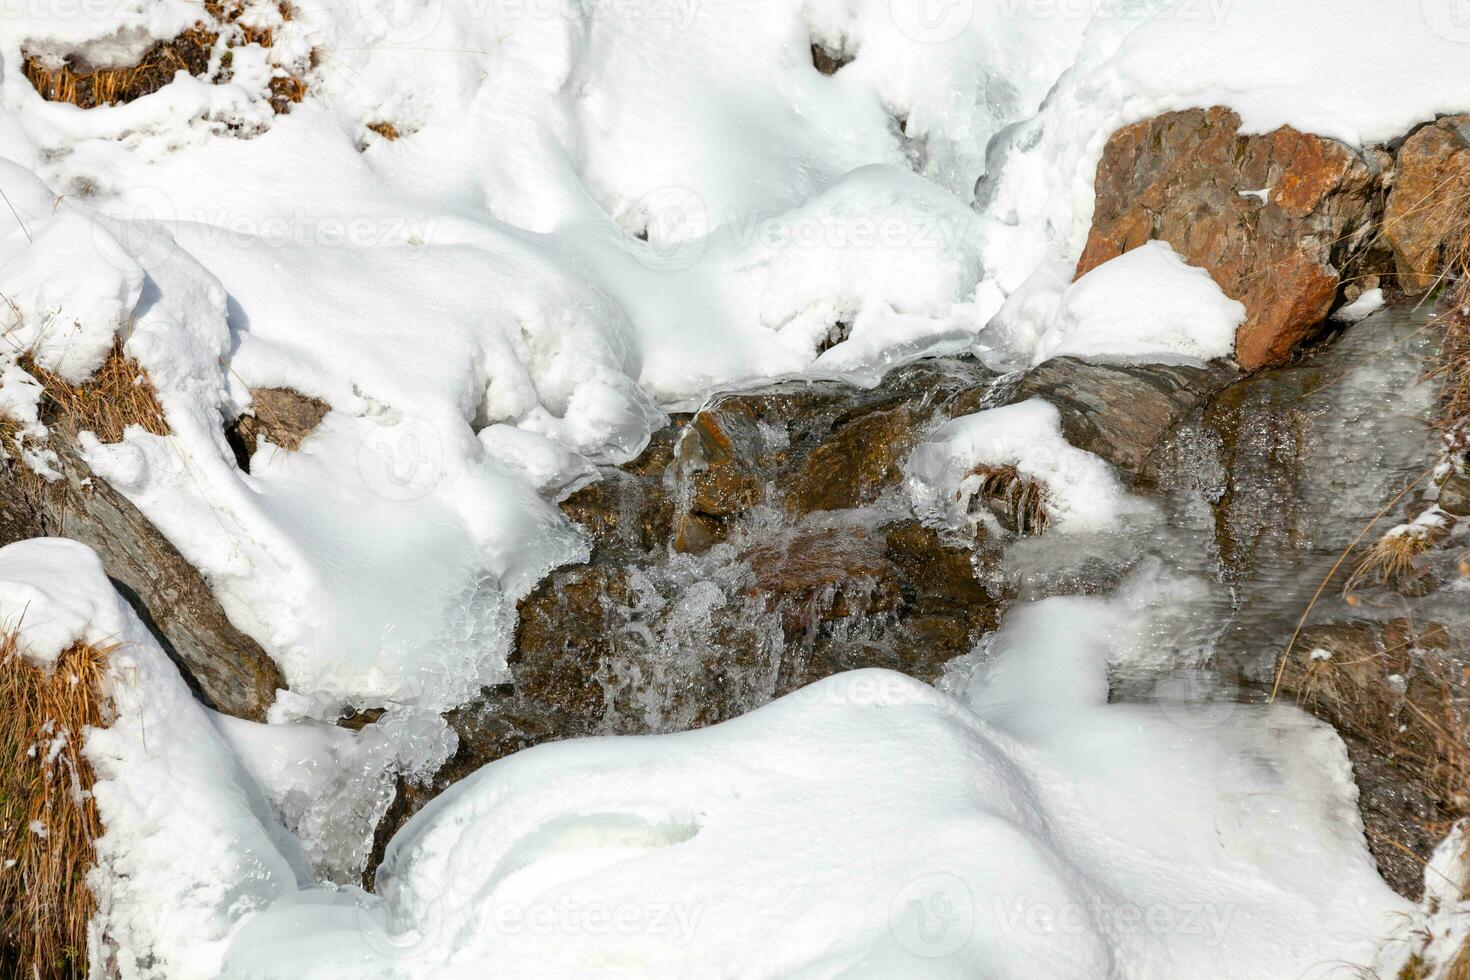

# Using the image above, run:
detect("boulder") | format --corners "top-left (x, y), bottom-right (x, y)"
top-left (229, 387), bottom-right (330, 469)
top-left (1078, 107), bottom-right (1389, 370)
top-left (0, 429), bottom-right (284, 720)
top-left (1383, 114), bottom-right (1470, 295)
top-left (1016, 358), bottom-right (1238, 481)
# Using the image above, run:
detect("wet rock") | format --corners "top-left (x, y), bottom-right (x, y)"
top-left (662, 359), bottom-right (997, 548)
top-left (1016, 358), bottom-right (1238, 481)
top-left (0, 428), bottom-right (284, 720)
top-left (513, 564), bottom-right (636, 724)
top-left (1280, 619), bottom-right (1467, 898)
top-left (674, 407), bottom-right (767, 518)
top-left (365, 690), bottom-right (586, 891)
top-left (784, 404), bottom-right (918, 514)
top-left (559, 423), bottom-right (683, 554)
top-left (1383, 114), bottom-right (1470, 295)
top-left (1078, 107), bottom-right (1389, 370)
top-left (1439, 470), bottom-right (1470, 517)
top-left (740, 525), bottom-right (902, 632)
top-left (230, 387), bottom-right (330, 468)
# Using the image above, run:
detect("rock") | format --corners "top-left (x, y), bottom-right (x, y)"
top-left (1280, 620), bottom-right (1465, 898)
top-left (1383, 115), bottom-right (1470, 295)
top-left (559, 423), bottom-right (683, 555)
top-left (1439, 470), bottom-right (1470, 517)
top-left (512, 564), bottom-right (635, 725)
top-left (1078, 107), bottom-right (1388, 370)
top-left (0, 428), bottom-right (284, 720)
top-left (1016, 358), bottom-right (1238, 481)
top-left (364, 690), bottom-right (586, 891)
top-left (229, 387), bottom-right (330, 467)
top-left (739, 525), bottom-right (902, 633)
top-left (784, 405), bottom-right (918, 515)
top-left (669, 406), bottom-right (768, 553)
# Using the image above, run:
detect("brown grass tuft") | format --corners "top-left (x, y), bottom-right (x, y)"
top-left (268, 74), bottom-right (307, 113)
top-left (23, 0), bottom-right (308, 114)
top-left (963, 464), bottom-right (1051, 537)
top-left (0, 633), bottom-right (112, 980)
top-left (1346, 524), bottom-right (1437, 594)
top-left (366, 121), bottom-right (400, 141)
top-left (20, 339), bottom-right (168, 444)
top-left (22, 27), bottom-right (218, 108)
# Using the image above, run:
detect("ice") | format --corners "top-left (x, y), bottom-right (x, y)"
top-left (0, 0), bottom-right (1465, 974)
top-left (217, 573), bottom-right (1403, 979)
top-left (907, 398), bottom-right (1148, 533)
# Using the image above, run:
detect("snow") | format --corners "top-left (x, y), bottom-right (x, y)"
top-left (0, 0), bottom-right (1463, 975)
top-left (1335, 288), bottom-right (1388, 324)
top-left (1371, 824), bottom-right (1470, 979)
top-left (216, 575), bottom-right (1403, 979)
top-left (989, 240), bottom-right (1244, 367)
top-left (907, 398), bottom-right (1144, 533)
top-left (0, 0), bottom-right (1463, 708)
top-left (0, 537), bottom-right (130, 666)
top-left (971, 0), bottom-right (1470, 355)
top-left (0, 209), bottom-right (144, 382)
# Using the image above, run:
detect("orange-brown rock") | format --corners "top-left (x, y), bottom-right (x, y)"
top-left (1078, 107), bottom-right (1387, 370)
top-left (1383, 114), bottom-right (1470, 295)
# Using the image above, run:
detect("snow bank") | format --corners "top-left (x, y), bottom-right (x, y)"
top-left (0, 539), bottom-right (461, 976)
top-left (0, 538), bottom-right (131, 667)
top-left (907, 398), bottom-right (1142, 533)
top-left (0, 539), bottom-right (305, 979)
top-left (989, 241), bottom-right (1244, 366)
top-left (217, 578), bottom-right (1402, 979)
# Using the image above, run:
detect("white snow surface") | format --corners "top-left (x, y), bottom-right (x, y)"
top-left (991, 240), bottom-right (1244, 366)
top-left (0, 2), bottom-right (1464, 976)
top-left (214, 577), bottom-right (1403, 979)
top-left (907, 398), bottom-right (1145, 533)
top-left (0, 0), bottom-right (1466, 706)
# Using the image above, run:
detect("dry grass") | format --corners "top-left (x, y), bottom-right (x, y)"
top-left (0, 633), bottom-right (112, 980)
top-left (20, 339), bottom-right (168, 444)
top-left (366, 121), bottom-right (401, 141)
top-left (22, 27), bottom-right (217, 108)
top-left (1434, 288), bottom-right (1470, 448)
top-left (963, 464), bottom-right (1051, 537)
top-left (22, 0), bottom-right (307, 113)
top-left (1347, 524), bottom-right (1438, 594)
